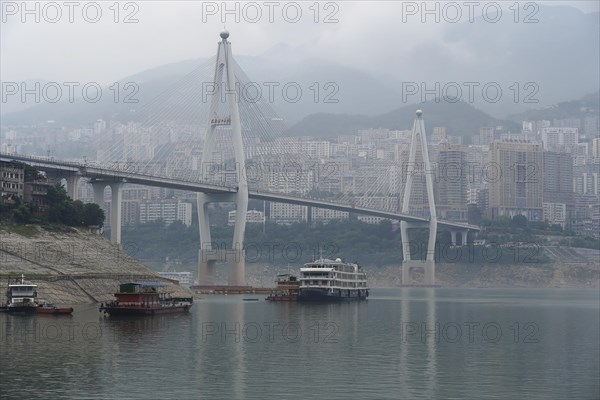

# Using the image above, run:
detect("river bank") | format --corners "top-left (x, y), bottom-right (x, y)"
top-left (241, 261), bottom-right (599, 289)
top-left (1, 225), bottom-right (597, 305)
top-left (0, 225), bottom-right (192, 304)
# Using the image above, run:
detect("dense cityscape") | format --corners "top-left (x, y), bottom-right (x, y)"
top-left (2, 110), bottom-right (599, 236)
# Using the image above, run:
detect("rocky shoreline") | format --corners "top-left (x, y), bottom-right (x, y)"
top-left (1, 225), bottom-right (598, 305)
top-left (244, 261), bottom-right (600, 289)
top-left (0, 225), bottom-right (192, 304)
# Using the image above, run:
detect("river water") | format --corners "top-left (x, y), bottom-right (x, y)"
top-left (1, 288), bottom-right (598, 400)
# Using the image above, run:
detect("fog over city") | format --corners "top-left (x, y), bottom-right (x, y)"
top-left (2, 1), bottom-right (599, 119)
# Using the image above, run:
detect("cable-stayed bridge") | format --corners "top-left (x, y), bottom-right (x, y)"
top-left (0, 151), bottom-right (477, 232)
top-left (1, 31), bottom-right (479, 285)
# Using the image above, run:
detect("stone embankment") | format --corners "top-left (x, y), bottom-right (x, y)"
top-left (359, 262), bottom-right (599, 288)
top-left (0, 225), bottom-right (192, 304)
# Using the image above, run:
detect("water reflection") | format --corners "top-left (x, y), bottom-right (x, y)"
top-left (0, 289), bottom-right (598, 400)
top-left (398, 288), bottom-right (437, 399)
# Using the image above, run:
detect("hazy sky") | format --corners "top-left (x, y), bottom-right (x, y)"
top-left (1, 1), bottom-right (598, 85)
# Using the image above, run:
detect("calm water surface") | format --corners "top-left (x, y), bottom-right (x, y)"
top-left (1, 288), bottom-right (598, 400)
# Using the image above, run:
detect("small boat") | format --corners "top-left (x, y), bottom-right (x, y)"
top-left (266, 274), bottom-right (300, 302)
top-left (36, 302), bottom-right (74, 315)
top-left (243, 298), bottom-right (259, 302)
top-left (100, 282), bottom-right (193, 316)
top-left (298, 258), bottom-right (369, 302)
top-left (2, 275), bottom-right (39, 314)
top-left (1, 275), bottom-right (75, 314)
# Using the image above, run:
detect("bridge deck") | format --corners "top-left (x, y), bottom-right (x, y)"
top-left (1, 152), bottom-right (479, 231)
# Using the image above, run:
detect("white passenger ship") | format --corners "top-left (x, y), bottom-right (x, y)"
top-left (298, 258), bottom-right (369, 301)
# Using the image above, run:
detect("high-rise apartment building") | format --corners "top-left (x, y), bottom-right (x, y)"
top-left (436, 141), bottom-right (468, 221)
top-left (488, 141), bottom-right (543, 220)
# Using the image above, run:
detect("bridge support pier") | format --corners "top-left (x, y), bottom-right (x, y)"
top-left (198, 192), bottom-right (247, 286)
top-left (90, 180), bottom-right (122, 244)
top-left (91, 181), bottom-right (105, 206)
top-left (65, 174), bottom-right (80, 200)
top-left (109, 182), bottom-right (123, 244)
top-left (450, 229), bottom-right (469, 246)
top-left (197, 31), bottom-right (248, 287)
top-left (401, 220), bottom-right (437, 286)
top-left (400, 110), bottom-right (437, 286)
top-left (47, 172), bottom-right (80, 200)
top-left (450, 230), bottom-right (457, 246)
top-left (198, 240), bottom-right (221, 287)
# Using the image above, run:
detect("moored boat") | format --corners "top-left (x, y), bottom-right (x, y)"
top-left (36, 302), bottom-right (74, 315)
top-left (298, 258), bottom-right (369, 302)
top-left (266, 274), bottom-right (300, 302)
top-left (1, 275), bottom-right (75, 315)
top-left (99, 282), bottom-right (193, 316)
top-left (2, 275), bottom-right (39, 313)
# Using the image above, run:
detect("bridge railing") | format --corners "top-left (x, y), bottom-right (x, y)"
top-left (1, 152), bottom-right (480, 231)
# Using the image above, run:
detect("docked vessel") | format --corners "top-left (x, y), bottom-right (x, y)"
top-left (266, 274), bottom-right (300, 301)
top-left (0, 276), bottom-right (74, 315)
top-left (36, 302), bottom-right (74, 315)
top-left (2, 275), bottom-right (39, 313)
top-left (99, 282), bottom-right (193, 316)
top-left (298, 258), bottom-right (369, 301)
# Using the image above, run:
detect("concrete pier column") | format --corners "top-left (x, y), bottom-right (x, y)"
top-left (65, 174), bottom-right (80, 200)
top-left (108, 182), bottom-right (123, 244)
top-left (461, 230), bottom-right (468, 246)
top-left (197, 192), bottom-right (217, 286)
top-left (450, 230), bottom-right (457, 246)
top-left (197, 191), bottom-right (242, 285)
top-left (227, 248), bottom-right (246, 286)
top-left (196, 32), bottom-right (248, 287)
top-left (400, 110), bottom-right (437, 286)
top-left (91, 182), bottom-right (106, 206)
top-left (198, 248), bottom-right (218, 286)
top-left (400, 221), bottom-right (411, 262)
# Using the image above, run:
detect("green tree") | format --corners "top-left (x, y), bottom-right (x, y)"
top-left (46, 184), bottom-right (69, 207)
top-left (511, 215), bottom-right (528, 228)
top-left (61, 200), bottom-right (85, 226)
top-left (83, 203), bottom-right (105, 226)
top-left (467, 204), bottom-right (482, 225)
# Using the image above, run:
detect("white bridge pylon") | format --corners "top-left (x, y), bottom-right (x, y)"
top-left (197, 31), bottom-right (248, 286)
top-left (401, 110), bottom-right (437, 286)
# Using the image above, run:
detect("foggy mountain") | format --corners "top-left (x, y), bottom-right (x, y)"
top-left (508, 91), bottom-right (600, 121)
top-left (1, 4), bottom-right (597, 127)
top-left (284, 99), bottom-right (520, 142)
